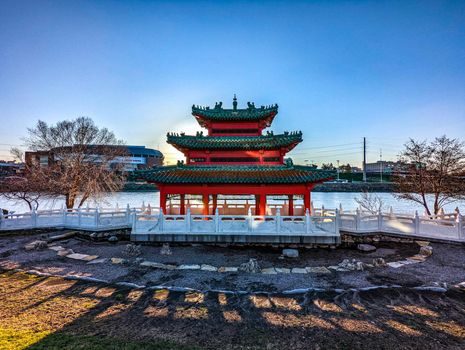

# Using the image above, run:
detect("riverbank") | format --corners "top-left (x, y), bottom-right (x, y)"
top-left (314, 182), bottom-right (394, 192)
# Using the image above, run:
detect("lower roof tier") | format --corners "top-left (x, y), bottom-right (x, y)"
top-left (133, 165), bottom-right (335, 184)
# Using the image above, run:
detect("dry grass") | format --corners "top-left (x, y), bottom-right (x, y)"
top-left (0, 270), bottom-right (464, 350)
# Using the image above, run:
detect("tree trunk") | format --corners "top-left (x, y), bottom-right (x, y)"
top-left (65, 194), bottom-right (75, 209)
top-left (78, 193), bottom-right (89, 208)
top-left (421, 192), bottom-right (431, 216)
top-left (434, 194), bottom-right (440, 215)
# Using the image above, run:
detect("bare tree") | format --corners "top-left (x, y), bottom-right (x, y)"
top-left (0, 163), bottom-right (51, 210)
top-left (393, 136), bottom-right (465, 215)
top-left (23, 117), bottom-right (127, 208)
top-left (355, 191), bottom-right (386, 214)
top-left (10, 147), bottom-right (24, 162)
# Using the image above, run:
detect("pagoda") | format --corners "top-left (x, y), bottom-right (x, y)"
top-left (135, 96), bottom-right (334, 216)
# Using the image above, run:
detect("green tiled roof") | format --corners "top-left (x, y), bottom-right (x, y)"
top-left (192, 102), bottom-right (278, 121)
top-left (167, 132), bottom-right (303, 150)
top-left (132, 165), bottom-right (335, 184)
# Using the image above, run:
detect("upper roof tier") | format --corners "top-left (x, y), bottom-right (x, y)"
top-left (167, 131), bottom-right (302, 151)
top-left (192, 95), bottom-right (278, 123)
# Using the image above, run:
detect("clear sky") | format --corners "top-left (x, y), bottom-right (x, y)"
top-left (1, 0), bottom-right (464, 166)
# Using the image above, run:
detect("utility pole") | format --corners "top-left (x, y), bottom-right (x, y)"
top-left (336, 159), bottom-right (340, 181)
top-left (363, 137), bottom-right (367, 182)
top-left (379, 148), bottom-right (383, 183)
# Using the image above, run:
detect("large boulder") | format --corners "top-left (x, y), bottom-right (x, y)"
top-left (372, 257), bottom-right (386, 267)
top-left (357, 244), bottom-right (376, 252)
top-left (108, 236), bottom-right (118, 243)
top-left (239, 258), bottom-right (261, 273)
top-left (122, 243), bottom-right (141, 257)
top-left (160, 243), bottom-right (172, 255)
top-left (24, 240), bottom-right (48, 251)
top-left (419, 245), bottom-right (433, 257)
top-left (282, 249), bottom-right (299, 258)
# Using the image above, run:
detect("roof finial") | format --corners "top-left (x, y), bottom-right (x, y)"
top-left (233, 94), bottom-right (237, 111)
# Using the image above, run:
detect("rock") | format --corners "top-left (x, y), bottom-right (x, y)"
top-left (275, 268), bottom-right (291, 273)
top-left (108, 236), bottom-right (118, 243)
top-left (160, 243), bottom-right (172, 255)
top-left (282, 249), bottom-right (299, 258)
top-left (387, 261), bottom-right (405, 268)
top-left (57, 249), bottom-right (74, 256)
top-left (291, 268), bottom-right (307, 274)
top-left (306, 266), bottom-right (331, 274)
top-left (140, 261), bottom-right (176, 270)
top-left (372, 258), bottom-right (386, 267)
top-left (47, 231), bottom-right (76, 242)
top-left (416, 240), bottom-right (430, 247)
top-left (337, 259), bottom-right (366, 271)
top-left (261, 268), bottom-right (277, 274)
top-left (407, 254), bottom-right (426, 262)
top-left (456, 282), bottom-right (465, 291)
top-left (24, 240), bottom-right (48, 251)
top-left (419, 246), bottom-right (433, 257)
top-left (48, 245), bottom-right (65, 252)
top-left (111, 257), bottom-right (126, 264)
top-left (177, 264), bottom-right (200, 270)
top-left (200, 264), bottom-right (217, 272)
top-left (357, 244), bottom-right (376, 252)
top-left (218, 267), bottom-right (238, 273)
top-left (239, 259), bottom-right (261, 273)
top-left (87, 258), bottom-right (107, 264)
top-left (122, 243), bottom-right (142, 257)
top-left (66, 253), bottom-right (99, 261)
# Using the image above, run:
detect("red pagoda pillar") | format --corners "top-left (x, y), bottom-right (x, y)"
top-left (159, 190), bottom-right (167, 214)
top-left (259, 195), bottom-right (267, 216)
top-left (180, 194), bottom-right (185, 215)
top-left (304, 192), bottom-right (311, 214)
top-left (202, 194), bottom-right (209, 216)
top-left (254, 195), bottom-right (260, 215)
top-left (212, 194), bottom-right (218, 214)
top-left (288, 195), bottom-right (294, 216)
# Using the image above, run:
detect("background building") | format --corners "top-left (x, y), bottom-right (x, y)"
top-left (365, 161), bottom-right (408, 174)
top-left (25, 145), bottom-right (163, 172)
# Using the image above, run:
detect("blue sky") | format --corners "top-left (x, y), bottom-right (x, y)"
top-left (1, 0), bottom-right (464, 166)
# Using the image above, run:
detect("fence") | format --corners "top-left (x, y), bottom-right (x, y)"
top-left (0, 207), bottom-right (137, 231)
top-left (338, 209), bottom-right (464, 242)
top-left (132, 208), bottom-right (338, 237)
top-left (1, 205), bottom-right (464, 242)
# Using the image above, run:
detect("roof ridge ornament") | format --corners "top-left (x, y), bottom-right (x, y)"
top-left (233, 94), bottom-right (237, 111)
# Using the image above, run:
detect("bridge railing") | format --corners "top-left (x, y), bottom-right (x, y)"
top-left (131, 208), bottom-right (339, 236)
top-left (1, 205), bottom-right (463, 242)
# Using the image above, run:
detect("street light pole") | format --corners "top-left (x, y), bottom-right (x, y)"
top-left (337, 159), bottom-right (340, 181)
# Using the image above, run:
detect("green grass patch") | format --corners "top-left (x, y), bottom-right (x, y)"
top-left (0, 328), bottom-right (51, 350)
top-left (18, 331), bottom-right (203, 350)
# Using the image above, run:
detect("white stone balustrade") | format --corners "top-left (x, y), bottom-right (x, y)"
top-left (1, 205), bottom-right (464, 242)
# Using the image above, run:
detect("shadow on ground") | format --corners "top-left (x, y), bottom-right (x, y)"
top-left (0, 270), bottom-right (464, 350)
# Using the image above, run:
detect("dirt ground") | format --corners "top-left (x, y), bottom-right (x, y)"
top-left (0, 231), bottom-right (464, 292)
top-left (0, 231), bottom-right (464, 349)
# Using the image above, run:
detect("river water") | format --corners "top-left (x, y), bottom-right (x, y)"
top-left (1, 192), bottom-right (464, 214)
